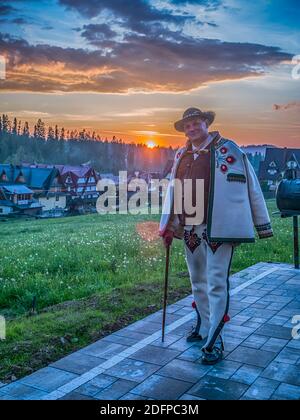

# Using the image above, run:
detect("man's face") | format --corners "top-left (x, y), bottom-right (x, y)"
top-left (183, 117), bottom-right (208, 143)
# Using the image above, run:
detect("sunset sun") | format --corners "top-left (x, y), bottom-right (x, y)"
top-left (146, 141), bottom-right (156, 149)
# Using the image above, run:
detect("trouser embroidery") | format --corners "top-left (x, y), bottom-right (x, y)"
top-left (184, 223), bottom-right (234, 350)
top-left (184, 226), bottom-right (201, 253)
top-left (202, 227), bottom-right (223, 254)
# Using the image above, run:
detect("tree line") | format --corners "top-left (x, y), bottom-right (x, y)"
top-left (0, 115), bottom-right (175, 173)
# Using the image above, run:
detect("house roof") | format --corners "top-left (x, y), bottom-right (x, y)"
top-left (2, 184), bottom-right (33, 194)
top-left (22, 163), bottom-right (94, 178)
top-left (22, 167), bottom-right (57, 189)
top-left (0, 164), bottom-right (22, 182)
top-left (258, 147), bottom-right (300, 181)
top-left (0, 164), bottom-right (61, 191)
top-left (0, 200), bottom-right (15, 207)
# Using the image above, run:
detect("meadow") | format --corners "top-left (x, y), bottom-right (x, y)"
top-left (0, 199), bottom-right (294, 381)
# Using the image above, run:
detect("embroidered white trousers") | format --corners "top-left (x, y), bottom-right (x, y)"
top-left (183, 223), bottom-right (234, 351)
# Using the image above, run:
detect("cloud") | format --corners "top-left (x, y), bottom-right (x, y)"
top-left (81, 24), bottom-right (118, 48)
top-left (170, 0), bottom-right (221, 6)
top-left (273, 101), bottom-right (300, 110)
top-left (0, 32), bottom-right (292, 93)
top-left (0, 4), bottom-right (15, 16)
top-left (0, 4), bottom-right (16, 16)
top-left (59, 0), bottom-right (194, 31)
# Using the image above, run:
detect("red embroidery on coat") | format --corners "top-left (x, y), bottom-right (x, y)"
top-left (226, 155), bottom-right (236, 164)
top-left (221, 164), bottom-right (228, 172)
top-left (220, 147), bottom-right (227, 154)
top-left (192, 301), bottom-right (196, 309)
top-left (223, 314), bottom-right (230, 323)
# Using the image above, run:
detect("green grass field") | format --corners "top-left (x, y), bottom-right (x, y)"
top-left (0, 199), bottom-right (294, 381)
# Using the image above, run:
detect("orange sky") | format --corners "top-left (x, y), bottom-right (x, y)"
top-left (0, 0), bottom-right (299, 149)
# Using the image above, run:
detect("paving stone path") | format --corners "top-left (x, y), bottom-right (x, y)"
top-left (1, 262), bottom-right (300, 400)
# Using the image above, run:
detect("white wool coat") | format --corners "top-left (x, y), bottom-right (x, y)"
top-left (159, 131), bottom-right (273, 243)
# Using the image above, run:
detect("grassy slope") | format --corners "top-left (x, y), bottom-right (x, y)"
top-left (0, 199), bottom-right (293, 381)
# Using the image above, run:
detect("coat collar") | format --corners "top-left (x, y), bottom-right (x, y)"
top-left (185, 131), bottom-right (222, 152)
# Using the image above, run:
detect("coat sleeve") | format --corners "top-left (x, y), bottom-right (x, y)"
top-left (243, 153), bottom-right (274, 239)
top-left (159, 149), bottom-right (185, 239)
top-left (158, 181), bottom-right (184, 239)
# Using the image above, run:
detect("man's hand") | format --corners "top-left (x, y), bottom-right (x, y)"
top-left (162, 229), bottom-right (174, 248)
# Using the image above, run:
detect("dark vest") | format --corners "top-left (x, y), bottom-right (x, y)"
top-left (175, 143), bottom-right (211, 226)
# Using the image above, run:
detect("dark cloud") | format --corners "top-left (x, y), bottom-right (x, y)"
top-left (0, 32), bottom-right (293, 93)
top-left (273, 102), bottom-right (300, 110)
top-left (81, 24), bottom-right (118, 48)
top-left (170, 0), bottom-right (220, 5)
top-left (11, 17), bottom-right (28, 24)
top-left (0, 4), bottom-right (16, 15)
top-left (42, 26), bottom-right (54, 31)
top-left (59, 0), bottom-right (194, 33)
top-left (169, 0), bottom-right (222, 12)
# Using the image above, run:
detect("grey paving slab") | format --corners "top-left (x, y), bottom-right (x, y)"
top-left (169, 321), bottom-right (195, 336)
top-left (242, 334), bottom-right (269, 349)
top-left (230, 315), bottom-right (251, 326)
top-left (19, 367), bottom-right (78, 392)
top-left (130, 374), bottom-right (192, 400)
top-left (124, 322), bottom-right (161, 335)
top-left (167, 337), bottom-right (198, 352)
top-left (103, 358), bottom-right (161, 383)
top-left (242, 377), bottom-right (280, 400)
top-left (128, 345), bottom-right (180, 366)
top-left (188, 376), bottom-right (249, 400)
top-left (242, 321), bottom-right (264, 329)
top-left (74, 374), bottom-right (118, 397)
top-left (222, 337), bottom-right (245, 353)
top-left (261, 362), bottom-right (300, 386)
top-left (0, 394), bottom-right (18, 400)
top-left (267, 316), bottom-right (290, 326)
top-left (230, 365), bottom-right (263, 386)
top-left (174, 307), bottom-right (193, 316)
top-left (178, 394), bottom-right (205, 400)
top-left (59, 392), bottom-right (97, 400)
top-left (101, 334), bottom-right (143, 346)
top-left (207, 360), bottom-right (242, 380)
top-left (150, 333), bottom-right (183, 348)
top-left (79, 341), bottom-right (129, 359)
top-left (260, 338), bottom-right (289, 353)
top-left (255, 324), bottom-right (293, 340)
top-left (273, 347), bottom-right (300, 365)
top-left (0, 382), bottom-right (48, 400)
top-left (119, 392), bottom-right (152, 400)
top-left (157, 359), bottom-right (213, 383)
top-left (94, 379), bottom-right (137, 400)
top-left (286, 339), bottom-right (300, 350)
top-left (225, 324), bottom-right (256, 341)
top-left (226, 346), bottom-right (277, 368)
top-left (50, 352), bottom-right (106, 375)
top-left (270, 383), bottom-right (300, 400)
top-left (145, 312), bottom-right (182, 325)
top-left (177, 345), bottom-right (203, 362)
top-left (110, 330), bottom-right (149, 341)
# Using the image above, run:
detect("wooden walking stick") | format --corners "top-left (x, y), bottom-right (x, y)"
top-left (162, 243), bottom-right (170, 342)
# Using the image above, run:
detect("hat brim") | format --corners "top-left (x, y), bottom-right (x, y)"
top-left (174, 111), bottom-right (215, 132)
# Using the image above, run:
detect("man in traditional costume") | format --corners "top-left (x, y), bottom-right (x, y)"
top-left (159, 107), bottom-right (273, 365)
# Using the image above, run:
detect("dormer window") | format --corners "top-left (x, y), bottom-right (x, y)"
top-left (16, 175), bottom-right (25, 183)
top-left (267, 161), bottom-right (278, 176)
top-left (0, 170), bottom-right (8, 181)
